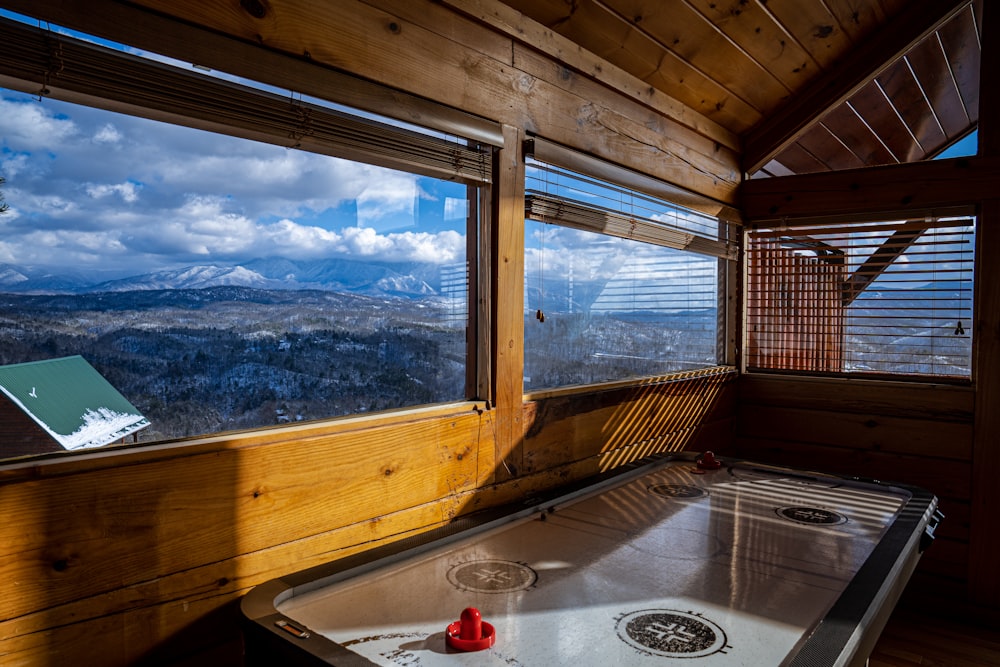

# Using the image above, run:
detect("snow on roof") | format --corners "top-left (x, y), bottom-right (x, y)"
top-left (0, 355), bottom-right (149, 450)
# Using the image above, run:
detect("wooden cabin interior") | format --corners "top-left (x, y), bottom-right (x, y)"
top-left (0, 0), bottom-right (998, 664)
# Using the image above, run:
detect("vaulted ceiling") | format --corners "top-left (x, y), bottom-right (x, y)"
top-left (496, 0), bottom-right (982, 177)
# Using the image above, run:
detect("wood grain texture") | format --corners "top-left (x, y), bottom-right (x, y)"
top-left (489, 124), bottom-right (524, 481)
top-left (743, 0), bottom-right (970, 172)
top-left (0, 369), bottom-right (733, 665)
top-left (740, 156), bottom-right (993, 223)
top-left (732, 371), bottom-right (977, 605)
top-left (970, 199), bottom-right (1000, 606)
top-left (115, 0), bottom-right (740, 203)
top-left (869, 604), bottom-right (1000, 667)
top-left (438, 0), bottom-right (741, 150)
top-left (980, 0), bottom-right (997, 156)
top-left (0, 409), bottom-right (486, 622)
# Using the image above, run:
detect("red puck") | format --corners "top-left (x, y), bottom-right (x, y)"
top-left (445, 607), bottom-right (496, 652)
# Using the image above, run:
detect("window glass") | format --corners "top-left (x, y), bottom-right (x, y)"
top-left (0, 88), bottom-right (474, 457)
top-left (746, 218), bottom-right (974, 378)
top-left (524, 160), bottom-right (728, 392)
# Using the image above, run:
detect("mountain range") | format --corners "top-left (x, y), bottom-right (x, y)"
top-left (0, 257), bottom-right (455, 299)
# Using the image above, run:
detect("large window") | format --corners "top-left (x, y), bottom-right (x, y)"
top-left (746, 217), bottom-right (975, 378)
top-left (0, 18), bottom-right (493, 459)
top-left (523, 146), bottom-right (736, 392)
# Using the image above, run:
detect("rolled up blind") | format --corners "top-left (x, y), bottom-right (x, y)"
top-left (524, 158), bottom-right (736, 260)
top-left (746, 217), bottom-right (975, 378)
top-left (0, 16), bottom-right (493, 184)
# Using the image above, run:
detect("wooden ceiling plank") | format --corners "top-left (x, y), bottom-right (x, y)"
top-left (756, 159), bottom-right (796, 178)
top-left (744, 0), bottom-right (971, 175)
top-left (823, 0), bottom-right (890, 44)
top-left (770, 142), bottom-right (832, 176)
top-left (439, 0), bottom-right (741, 150)
top-left (685, 0), bottom-right (820, 95)
top-left (549, 0), bottom-right (635, 62)
top-left (874, 0), bottom-right (910, 18)
top-left (937, 5), bottom-right (981, 126)
top-left (820, 102), bottom-right (896, 166)
top-left (847, 80), bottom-right (920, 163)
top-left (591, 0), bottom-right (772, 122)
top-left (505, 0), bottom-right (760, 134)
top-left (489, 0), bottom-right (569, 26)
top-left (877, 57), bottom-right (947, 158)
top-left (906, 33), bottom-right (971, 139)
top-left (795, 122), bottom-right (868, 172)
top-left (599, 0), bottom-right (790, 114)
top-left (639, 64), bottom-right (760, 134)
top-left (758, 0), bottom-right (853, 71)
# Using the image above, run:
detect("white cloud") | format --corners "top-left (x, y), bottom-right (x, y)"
top-left (86, 182), bottom-right (140, 203)
top-left (0, 87), bottom-right (468, 278)
top-left (93, 123), bottom-right (123, 144)
top-left (0, 98), bottom-right (78, 150)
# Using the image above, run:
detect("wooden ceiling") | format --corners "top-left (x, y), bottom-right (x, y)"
top-left (496, 0), bottom-right (982, 177)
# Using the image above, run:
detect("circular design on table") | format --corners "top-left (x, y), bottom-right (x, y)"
top-left (648, 483), bottom-right (708, 499)
top-left (446, 559), bottom-right (537, 593)
top-left (616, 609), bottom-right (727, 658)
top-left (776, 506), bottom-right (848, 525)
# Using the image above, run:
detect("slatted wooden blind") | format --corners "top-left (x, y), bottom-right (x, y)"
top-left (746, 218), bottom-right (975, 378)
top-left (524, 159), bottom-right (736, 260)
top-left (0, 16), bottom-right (495, 185)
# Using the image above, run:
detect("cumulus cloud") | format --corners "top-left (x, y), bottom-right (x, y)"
top-left (0, 97), bottom-right (78, 150)
top-left (93, 123), bottom-right (123, 144)
top-left (86, 182), bottom-right (140, 203)
top-left (0, 88), bottom-right (469, 278)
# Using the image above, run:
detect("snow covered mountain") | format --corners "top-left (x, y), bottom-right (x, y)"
top-left (0, 257), bottom-right (443, 298)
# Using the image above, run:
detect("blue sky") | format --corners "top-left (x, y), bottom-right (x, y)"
top-left (0, 9), bottom-right (462, 277)
top-left (0, 6), bottom-right (981, 283)
top-left (0, 87), bottom-right (470, 280)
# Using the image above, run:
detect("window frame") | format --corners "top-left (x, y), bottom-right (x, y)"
top-left (741, 215), bottom-right (976, 384)
top-left (521, 137), bottom-right (739, 396)
top-left (0, 16), bottom-right (501, 458)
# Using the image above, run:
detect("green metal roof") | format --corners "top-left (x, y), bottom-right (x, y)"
top-left (0, 355), bottom-right (149, 450)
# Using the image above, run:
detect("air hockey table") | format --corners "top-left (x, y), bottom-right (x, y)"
top-left (241, 452), bottom-right (941, 666)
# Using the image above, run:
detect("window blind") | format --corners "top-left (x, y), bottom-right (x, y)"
top-left (0, 16), bottom-right (493, 185)
top-left (524, 159), bottom-right (736, 260)
top-left (746, 218), bottom-right (975, 378)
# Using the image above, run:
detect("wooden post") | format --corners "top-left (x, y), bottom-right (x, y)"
top-left (971, 199), bottom-right (1000, 608)
top-left (490, 124), bottom-right (525, 480)
top-left (970, 0), bottom-right (1000, 610)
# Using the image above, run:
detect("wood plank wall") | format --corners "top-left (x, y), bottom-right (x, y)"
top-left (728, 375), bottom-right (973, 604)
top-left (0, 0), bottom-right (740, 664)
top-left (737, 6), bottom-right (999, 622)
top-left (0, 374), bottom-right (736, 666)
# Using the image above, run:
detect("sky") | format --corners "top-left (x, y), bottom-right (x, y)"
top-left (0, 87), bottom-right (470, 281)
top-left (0, 5), bottom-right (982, 286)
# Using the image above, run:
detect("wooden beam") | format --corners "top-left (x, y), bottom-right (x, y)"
top-left (981, 0), bottom-right (998, 157)
top-left (435, 0), bottom-right (740, 152)
top-left (970, 197), bottom-right (1000, 607)
top-left (5, 0), bottom-right (739, 203)
top-left (842, 229), bottom-right (923, 306)
top-left (740, 156), bottom-right (994, 223)
top-left (0, 0), bottom-right (504, 146)
top-left (490, 124), bottom-right (525, 480)
top-left (968, 0), bottom-right (1000, 611)
top-left (743, 0), bottom-right (972, 175)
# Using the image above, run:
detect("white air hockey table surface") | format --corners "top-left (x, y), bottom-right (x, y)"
top-left (241, 452), bottom-right (941, 667)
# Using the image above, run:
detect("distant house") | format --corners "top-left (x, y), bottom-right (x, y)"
top-left (0, 356), bottom-right (150, 459)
